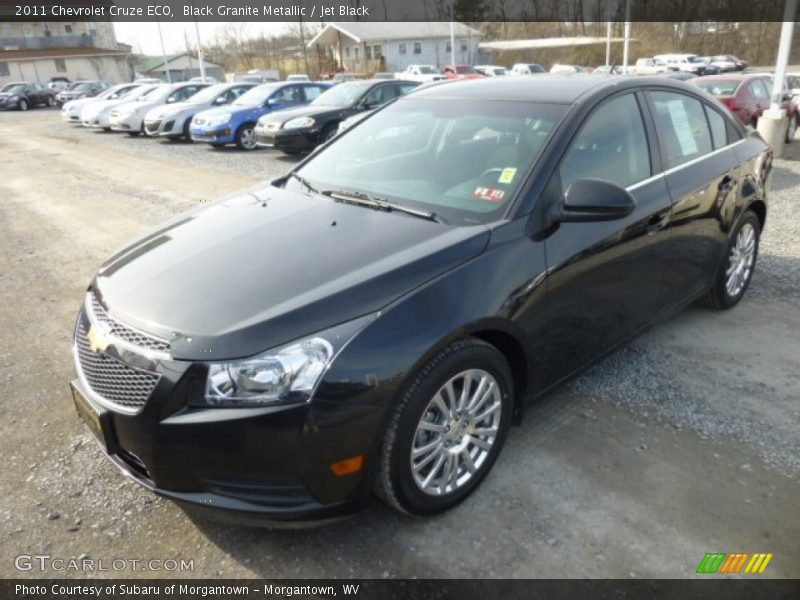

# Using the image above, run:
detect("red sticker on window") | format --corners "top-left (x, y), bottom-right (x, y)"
top-left (472, 187), bottom-right (505, 203)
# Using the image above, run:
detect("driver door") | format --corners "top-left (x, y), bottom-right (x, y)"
top-left (535, 92), bottom-right (673, 388)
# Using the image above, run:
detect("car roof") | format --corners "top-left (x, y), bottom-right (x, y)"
top-left (693, 73), bottom-right (761, 83)
top-left (408, 75), bottom-right (707, 104)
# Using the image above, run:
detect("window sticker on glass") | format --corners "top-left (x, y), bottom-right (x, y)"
top-left (665, 99), bottom-right (699, 156)
top-left (498, 168), bottom-right (517, 184)
top-left (472, 187), bottom-right (505, 202)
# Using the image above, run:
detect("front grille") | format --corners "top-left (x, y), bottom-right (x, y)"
top-left (76, 321), bottom-right (160, 410)
top-left (89, 294), bottom-right (170, 353)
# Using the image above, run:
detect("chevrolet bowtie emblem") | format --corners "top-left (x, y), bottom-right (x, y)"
top-left (87, 324), bottom-right (111, 353)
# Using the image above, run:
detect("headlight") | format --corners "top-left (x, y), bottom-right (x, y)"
top-left (195, 314), bottom-right (375, 408)
top-left (284, 117), bottom-right (315, 129)
top-left (205, 113), bottom-right (231, 127)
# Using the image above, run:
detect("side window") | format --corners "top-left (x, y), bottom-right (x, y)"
top-left (303, 85), bottom-right (325, 101)
top-left (748, 79), bottom-right (770, 100)
top-left (363, 84), bottom-right (397, 107)
top-left (650, 91), bottom-right (713, 169)
top-left (272, 85), bottom-right (302, 103)
top-left (396, 83), bottom-right (418, 96)
top-left (559, 93), bottom-right (651, 191)
top-left (704, 105), bottom-right (728, 150)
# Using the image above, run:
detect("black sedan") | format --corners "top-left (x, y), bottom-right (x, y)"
top-left (0, 82), bottom-right (54, 110)
top-left (71, 76), bottom-right (770, 524)
top-left (254, 79), bottom-right (419, 154)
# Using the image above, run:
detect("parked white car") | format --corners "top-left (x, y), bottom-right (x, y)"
top-left (474, 65), bottom-right (508, 77)
top-left (286, 74), bottom-right (310, 82)
top-left (61, 83), bottom-right (140, 124)
top-left (79, 84), bottom-right (160, 130)
top-left (634, 58), bottom-right (669, 75)
top-left (654, 54), bottom-right (706, 75)
top-left (511, 63), bottom-right (545, 76)
top-left (108, 82), bottom-right (209, 135)
top-left (394, 65), bottom-right (446, 83)
top-left (143, 82), bottom-right (255, 140)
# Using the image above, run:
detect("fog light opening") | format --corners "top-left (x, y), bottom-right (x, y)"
top-left (330, 455), bottom-right (364, 477)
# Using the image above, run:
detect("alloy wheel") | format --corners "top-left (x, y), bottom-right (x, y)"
top-left (240, 127), bottom-right (257, 150)
top-left (19, 99), bottom-right (28, 111)
top-left (725, 222), bottom-right (756, 297)
top-left (410, 369), bottom-right (502, 496)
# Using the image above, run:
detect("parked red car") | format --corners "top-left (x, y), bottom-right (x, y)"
top-left (442, 64), bottom-right (483, 79)
top-left (693, 73), bottom-right (798, 141)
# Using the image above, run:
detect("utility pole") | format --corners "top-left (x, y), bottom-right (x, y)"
top-left (156, 22), bottom-right (171, 83)
top-left (450, 3), bottom-right (456, 67)
top-left (622, 0), bottom-right (631, 74)
top-left (605, 21), bottom-right (612, 67)
top-left (192, 19), bottom-right (206, 81)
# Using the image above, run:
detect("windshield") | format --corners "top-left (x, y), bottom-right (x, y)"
top-left (492, 68), bottom-right (508, 76)
top-left (454, 66), bottom-right (474, 74)
top-left (70, 82), bottom-right (94, 92)
top-left (4, 84), bottom-right (26, 94)
top-left (233, 83), bottom-right (281, 106)
top-left (292, 98), bottom-right (566, 225)
top-left (138, 85), bottom-right (169, 101)
top-left (696, 80), bottom-right (740, 96)
top-left (418, 66), bottom-right (439, 74)
top-left (188, 84), bottom-right (229, 104)
top-left (312, 82), bottom-right (371, 107)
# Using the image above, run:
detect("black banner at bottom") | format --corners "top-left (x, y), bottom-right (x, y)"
top-left (5, 579), bottom-right (800, 600)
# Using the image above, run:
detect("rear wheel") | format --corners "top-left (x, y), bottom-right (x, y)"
top-left (235, 123), bottom-right (257, 150)
top-left (46, 95), bottom-right (55, 107)
top-left (377, 339), bottom-right (513, 515)
top-left (785, 116), bottom-right (797, 143)
top-left (699, 210), bottom-right (760, 310)
top-left (320, 123), bottom-right (338, 144)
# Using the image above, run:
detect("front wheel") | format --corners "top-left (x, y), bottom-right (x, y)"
top-left (377, 339), bottom-right (513, 515)
top-left (47, 95), bottom-right (55, 107)
top-left (699, 210), bottom-right (760, 310)
top-left (235, 123), bottom-right (257, 150)
top-left (18, 99), bottom-right (28, 111)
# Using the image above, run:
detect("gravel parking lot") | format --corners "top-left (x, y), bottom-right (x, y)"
top-left (1, 108), bottom-right (798, 579)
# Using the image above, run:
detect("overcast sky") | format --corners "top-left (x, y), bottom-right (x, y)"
top-left (113, 22), bottom-right (290, 55)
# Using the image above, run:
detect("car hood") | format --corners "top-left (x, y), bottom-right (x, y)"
top-left (202, 104), bottom-right (263, 121)
top-left (64, 96), bottom-right (100, 110)
top-left (94, 185), bottom-right (489, 360)
top-left (146, 100), bottom-right (201, 119)
top-left (0, 93), bottom-right (16, 100)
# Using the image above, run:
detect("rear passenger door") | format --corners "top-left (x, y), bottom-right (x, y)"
top-left (646, 89), bottom-right (742, 309)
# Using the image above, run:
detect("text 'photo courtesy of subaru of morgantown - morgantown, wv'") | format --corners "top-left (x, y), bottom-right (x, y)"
top-left (68, 75), bottom-right (772, 524)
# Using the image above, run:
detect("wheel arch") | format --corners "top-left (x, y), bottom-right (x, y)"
top-left (746, 199), bottom-right (767, 231)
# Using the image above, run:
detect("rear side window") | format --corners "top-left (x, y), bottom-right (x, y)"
top-left (303, 85), bottom-right (326, 101)
top-left (650, 91), bottom-right (713, 169)
top-left (748, 79), bottom-right (770, 100)
top-left (704, 105), bottom-right (728, 149)
top-left (559, 93), bottom-right (651, 190)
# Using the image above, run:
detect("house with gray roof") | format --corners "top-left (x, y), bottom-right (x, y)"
top-left (308, 22), bottom-right (482, 75)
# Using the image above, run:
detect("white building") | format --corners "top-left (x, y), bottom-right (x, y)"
top-left (135, 53), bottom-right (225, 83)
top-left (0, 21), bottom-right (131, 86)
top-left (308, 22), bottom-right (482, 75)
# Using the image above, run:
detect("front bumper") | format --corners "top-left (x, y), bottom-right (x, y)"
top-left (70, 304), bottom-right (384, 524)
top-left (109, 114), bottom-right (143, 132)
top-left (190, 126), bottom-right (234, 144)
top-left (144, 118), bottom-right (179, 137)
top-left (255, 126), bottom-right (318, 152)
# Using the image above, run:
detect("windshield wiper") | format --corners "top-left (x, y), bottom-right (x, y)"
top-left (322, 190), bottom-right (440, 223)
top-left (287, 172), bottom-right (320, 195)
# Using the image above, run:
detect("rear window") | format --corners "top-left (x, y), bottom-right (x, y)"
top-left (651, 91), bottom-right (713, 169)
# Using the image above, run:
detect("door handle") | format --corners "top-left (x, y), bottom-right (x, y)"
top-left (718, 175), bottom-right (737, 192)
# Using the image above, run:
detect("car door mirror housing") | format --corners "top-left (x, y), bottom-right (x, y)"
top-left (556, 178), bottom-right (636, 222)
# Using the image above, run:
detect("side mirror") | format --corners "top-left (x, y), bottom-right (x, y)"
top-left (554, 178), bottom-right (636, 223)
top-left (266, 98), bottom-right (280, 106)
top-left (214, 96), bottom-right (227, 104)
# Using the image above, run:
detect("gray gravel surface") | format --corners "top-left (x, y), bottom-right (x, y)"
top-left (0, 110), bottom-right (798, 579)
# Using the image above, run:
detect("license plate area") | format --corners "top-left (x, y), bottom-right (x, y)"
top-left (71, 383), bottom-right (114, 453)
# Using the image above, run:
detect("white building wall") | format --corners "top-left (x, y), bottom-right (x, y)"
top-left (0, 55), bottom-right (130, 86)
top-left (336, 36), bottom-right (481, 73)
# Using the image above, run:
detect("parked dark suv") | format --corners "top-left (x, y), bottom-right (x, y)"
top-left (0, 82), bottom-right (54, 110)
top-left (71, 76), bottom-right (770, 524)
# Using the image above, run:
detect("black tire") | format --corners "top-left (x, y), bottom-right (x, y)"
top-left (320, 123), bottom-right (338, 144)
top-left (182, 119), bottom-right (192, 141)
top-left (235, 123), bottom-right (257, 150)
top-left (210, 143), bottom-right (226, 149)
top-left (18, 99), bottom-right (28, 111)
top-left (699, 210), bottom-right (760, 310)
top-left (47, 95), bottom-right (55, 107)
top-left (376, 339), bottom-right (514, 515)
top-left (785, 116), bottom-right (797, 144)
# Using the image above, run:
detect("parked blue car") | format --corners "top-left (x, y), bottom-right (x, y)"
top-left (189, 81), bottom-right (332, 150)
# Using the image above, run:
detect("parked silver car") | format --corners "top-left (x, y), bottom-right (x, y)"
top-left (108, 82), bottom-right (209, 135)
top-left (143, 82), bottom-right (256, 140)
top-left (79, 84), bottom-right (160, 130)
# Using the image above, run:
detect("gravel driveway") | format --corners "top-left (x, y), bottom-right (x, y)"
top-left (1, 109), bottom-right (798, 579)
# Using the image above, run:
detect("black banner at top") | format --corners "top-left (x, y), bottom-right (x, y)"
top-left (0, 0), bottom-right (797, 22)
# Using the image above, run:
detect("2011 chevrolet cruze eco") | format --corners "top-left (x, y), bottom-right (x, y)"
top-left (71, 77), bottom-right (770, 523)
